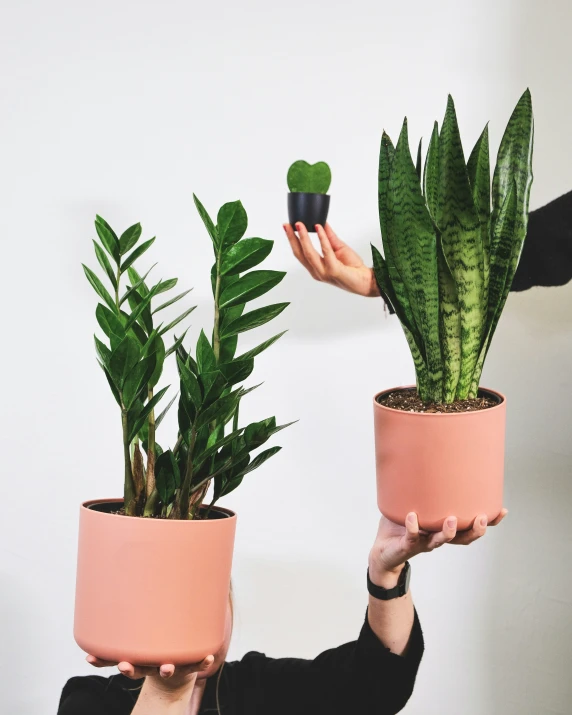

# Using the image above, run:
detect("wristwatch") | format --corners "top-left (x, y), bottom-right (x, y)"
top-left (367, 562), bottom-right (411, 601)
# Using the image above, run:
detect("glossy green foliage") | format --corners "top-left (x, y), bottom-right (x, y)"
top-left (287, 160), bottom-right (332, 194)
top-left (372, 90), bottom-right (534, 403)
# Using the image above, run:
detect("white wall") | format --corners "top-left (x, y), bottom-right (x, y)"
top-left (1, 0), bottom-right (571, 713)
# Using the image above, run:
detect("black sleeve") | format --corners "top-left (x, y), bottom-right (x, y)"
top-left (231, 608), bottom-right (424, 715)
top-left (57, 674), bottom-right (141, 715)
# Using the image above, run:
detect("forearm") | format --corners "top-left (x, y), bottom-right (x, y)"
top-left (366, 559), bottom-right (415, 656)
top-left (132, 678), bottom-right (195, 715)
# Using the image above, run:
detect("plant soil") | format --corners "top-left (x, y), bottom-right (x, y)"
top-left (110, 508), bottom-right (207, 520)
top-left (377, 388), bottom-right (499, 413)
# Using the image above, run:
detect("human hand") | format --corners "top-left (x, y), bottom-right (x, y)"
top-left (283, 222), bottom-right (380, 297)
top-left (368, 510), bottom-right (508, 585)
top-left (86, 653), bottom-right (214, 694)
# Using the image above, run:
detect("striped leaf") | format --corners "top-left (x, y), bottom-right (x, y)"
top-left (423, 121), bottom-right (440, 221)
top-left (436, 95), bottom-right (485, 399)
top-left (388, 119), bottom-right (441, 399)
top-left (436, 234), bottom-right (461, 401)
top-left (467, 124), bottom-right (491, 287)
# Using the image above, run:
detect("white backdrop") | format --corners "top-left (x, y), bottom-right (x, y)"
top-left (1, 0), bottom-right (571, 713)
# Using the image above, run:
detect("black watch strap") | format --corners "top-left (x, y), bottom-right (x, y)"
top-left (367, 562), bottom-right (411, 601)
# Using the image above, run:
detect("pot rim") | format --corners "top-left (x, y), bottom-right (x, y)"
top-left (80, 498), bottom-right (236, 522)
top-left (288, 191), bottom-right (330, 198)
top-left (373, 385), bottom-right (506, 416)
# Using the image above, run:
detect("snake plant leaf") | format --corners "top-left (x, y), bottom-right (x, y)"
top-left (467, 124), bottom-right (491, 288)
top-left (220, 303), bottom-right (289, 338)
top-left (378, 132), bottom-right (424, 360)
top-left (220, 238), bottom-right (274, 276)
top-left (437, 95), bottom-right (485, 399)
top-left (120, 237), bottom-right (156, 273)
top-left (437, 234), bottom-right (461, 401)
top-left (219, 270), bottom-right (286, 310)
top-left (491, 89), bottom-right (534, 259)
top-left (119, 223), bottom-right (142, 255)
top-left (388, 119), bottom-right (441, 399)
top-left (193, 194), bottom-right (219, 248)
top-left (287, 160), bottom-right (331, 194)
top-left (415, 138), bottom-right (422, 182)
top-left (217, 201), bottom-right (248, 247)
top-left (82, 264), bottom-right (117, 313)
top-left (423, 121), bottom-right (440, 221)
top-left (95, 216), bottom-right (120, 264)
top-left (93, 240), bottom-right (118, 291)
top-left (196, 329), bottom-right (217, 374)
top-left (236, 330), bottom-right (287, 362)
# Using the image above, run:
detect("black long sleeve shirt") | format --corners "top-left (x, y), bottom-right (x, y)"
top-left (58, 609), bottom-right (424, 715)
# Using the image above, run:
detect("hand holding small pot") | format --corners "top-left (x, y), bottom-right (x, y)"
top-left (287, 160), bottom-right (332, 232)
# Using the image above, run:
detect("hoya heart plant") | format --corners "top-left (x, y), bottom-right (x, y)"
top-left (287, 160), bottom-right (332, 232)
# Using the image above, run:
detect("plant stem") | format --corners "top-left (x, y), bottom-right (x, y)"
top-left (115, 266), bottom-right (121, 310)
top-left (121, 406), bottom-right (137, 515)
top-left (143, 386), bottom-right (158, 516)
top-left (213, 249), bottom-right (222, 363)
top-left (177, 427), bottom-right (197, 519)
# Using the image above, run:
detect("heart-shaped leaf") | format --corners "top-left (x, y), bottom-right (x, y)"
top-left (287, 160), bottom-right (332, 194)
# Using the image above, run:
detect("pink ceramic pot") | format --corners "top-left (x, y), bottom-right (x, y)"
top-left (74, 499), bottom-right (236, 666)
top-left (373, 387), bottom-right (506, 532)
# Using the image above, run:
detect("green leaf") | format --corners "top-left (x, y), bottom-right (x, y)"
top-left (153, 278), bottom-right (178, 295)
top-left (122, 355), bottom-right (156, 409)
top-left (95, 216), bottom-right (120, 264)
top-left (200, 370), bottom-right (228, 408)
top-left (109, 335), bottom-right (141, 390)
top-left (196, 330), bottom-right (217, 374)
top-left (241, 446), bottom-right (282, 476)
top-left (437, 95), bottom-right (486, 399)
top-left (153, 289), bottom-right (193, 315)
top-left (415, 137), bottom-right (422, 182)
top-left (287, 160), bottom-right (331, 194)
top-left (467, 124), bottom-right (491, 284)
top-left (177, 355), bottom-right (202, 411)
top-left (146, 334), bottom-right (165, 389)
top-left (119, 223), bottom-right (142, 255)
top-left (96, 304), bottom-right (125, 346)
top-left (125, 282), bottom-right (163, 333)
top-left (423, 121), bottom-right (440, 221)
top-left (219, 271), bottom-right (286, 308)
top-left (220, 237), bottom-right (273, 276)
top-left (100, 363), bottom-right (121, 406)
top-left (193, 428), bottom-right (245, 473)
top-left (437, 234), bottom-right (461, 402)
top-left (388, 119), bottom-right (441, 398)
top-left (220, 302), bottom-right (289, 338)
top-left (193, 194), bottom-right (219, 248)
top-left (155, 392), bottom-right (178, 430)
top-left (217, 201), bottom-right (248, 247)
top-left (83, 264), bottom-right (117, 313)
top-left (158, 305), bottom-right (196, 336)
top-left (94, 335), bottom-right (111, 368)
top-left (156, 450), bottom-right (180, 504)
top-left (119, 264), bottom-right (156, 306)
top-left (236, 330), bottom-right (287, 361)
top-left (194, 390), bottom-right (241, 430)
top-left (120, 237), bottom-right (156, 273)
top-left (219, 359), bottom-right (254, 386)
top-left (128, 386), bottom-right (170, 442)
top-left (165, 329), bottom-right (190, 358)
top-left (93, 240), bottom-right (118, 291)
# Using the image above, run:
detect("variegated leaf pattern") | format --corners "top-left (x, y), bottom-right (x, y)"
top-left (373, 91), bottom-right (533, 404)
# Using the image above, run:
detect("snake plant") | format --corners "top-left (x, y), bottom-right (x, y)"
top-left (372, 90), bottom-right (534, 404)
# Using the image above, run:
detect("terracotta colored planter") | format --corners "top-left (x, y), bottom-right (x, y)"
top-left (74, 499), bottom-right (236, 666)
top-left (373, 387), bottom-right (506, 532)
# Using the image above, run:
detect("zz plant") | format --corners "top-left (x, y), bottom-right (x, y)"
top-left (84, 199), bottom-right (292, 519)
top-left (372, 90), bottom-right (534, 404)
